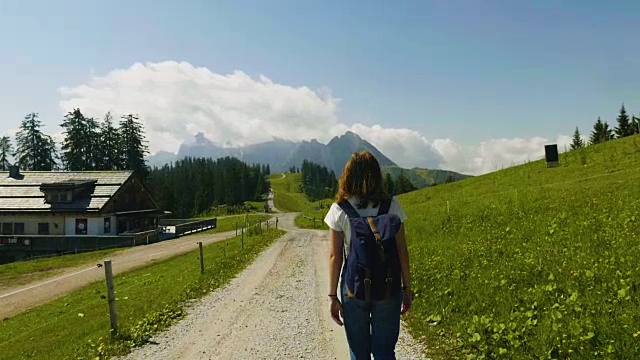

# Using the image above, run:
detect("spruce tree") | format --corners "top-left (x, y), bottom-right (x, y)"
top-left (590, 117), bottom-right (614, 144)
top-left (570, 127), bottom-right (585, 150)
top-left (84, 116), bottom-right (100, 170)
top-left (383, 172), bottom-right (395, 196)
top-left (615, 104), bottom-right (632, 138)
top-left (0, 136), bottom-right (13, 171)
top-left (394, 170), bottom-right (416, 195)
top-left (60, 109), bottom-right (86, 170)
top-left (60, 109), bottom-right (101, 170)
top-left (15, 113), bottom-right (58, 171)
top-left (96, 112), bottom-right (121, 170)
top-left (119, 114), bottom-right (149, 178)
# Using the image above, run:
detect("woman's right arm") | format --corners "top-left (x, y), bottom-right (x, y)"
top-left (329, 229), bottom-right (344, 296)
top-left (329, 228), bottom-right (345, 326)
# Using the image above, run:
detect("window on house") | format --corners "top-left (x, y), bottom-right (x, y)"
top-left (38, 223), bottom-right (50, 235)
top-left (1, 223), bottom-right (13, 235)
top-left (103, 218), bottom-right (111, 234)
top-left (75, 219), bottom-right (88, 235)
top-left (13, 223), bottom-right (25, 235)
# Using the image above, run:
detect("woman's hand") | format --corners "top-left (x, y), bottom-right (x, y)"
top-left (330, 297), bottom-right (344, 326)
top-left (401, 288), bottom-right (412, 314)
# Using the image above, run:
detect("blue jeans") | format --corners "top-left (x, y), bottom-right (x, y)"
top-left (341, 280), bottom-right (403, 360)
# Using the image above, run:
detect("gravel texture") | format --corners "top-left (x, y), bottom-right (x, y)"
top-left (121, 212), bottom-right (429, 360)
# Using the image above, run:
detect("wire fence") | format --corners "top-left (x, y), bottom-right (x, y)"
top-left (0, 217), bottom-right (280, 355)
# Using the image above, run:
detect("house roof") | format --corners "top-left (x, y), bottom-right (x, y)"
top-left (0, 171), bottom-right (133, 212)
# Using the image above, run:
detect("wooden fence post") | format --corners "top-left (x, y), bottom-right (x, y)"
top-left (276, 217), bottom-right (279, 229)
top-left (241, 226), bottom-right (244, 249)
top-left (235, 222), bottom-right (238, 236)
top-left (198, 242), bottom-right (204, 274)
top-left (104, 260), bottom-right (118, 337)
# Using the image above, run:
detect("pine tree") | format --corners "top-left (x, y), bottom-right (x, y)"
top-left (615, 104), bottom-right (632, 138)
top-left (119, 114), bottom-right (149, 178)
top-left (95, 112), bottom-right (121, 170)
top-left (60, 109), bottom-right (86, 170)
top-left (394, 170), bottom-right (416, 195)
top-left (15, 113), bottom-right (58, 171)
top-left (84, 116), bottom-right (100, 170)
top-left (590, 117), bottom-right (614, 144)
top-left (60, 109), bottom-right (101, 170)
top-left (570, 127), bottom-right (585, 150)
top-left (383, 172), bottom-right (395, 196)
top-left (0, 136), bottom-right (13, 171)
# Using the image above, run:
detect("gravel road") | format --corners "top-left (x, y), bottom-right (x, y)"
top-left (121, 212), bottom-right (429, 360)
top-left (0, 228), bottom-right (239, 320)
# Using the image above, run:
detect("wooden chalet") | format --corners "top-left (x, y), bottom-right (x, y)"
top-left (0, 166), bottom-right (163, 237)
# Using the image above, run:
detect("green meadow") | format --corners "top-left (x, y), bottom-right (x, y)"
top-left (0, 228), bottom-right (285, 360)
top-left (269, 173), bottom-right (331, 229)
top-left (398, 135), bottom-right (640, 359)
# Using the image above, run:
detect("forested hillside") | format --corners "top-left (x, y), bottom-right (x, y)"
top-left (300, 160), bottom-right (337, 201)
top-left (147, 157), bottom-right (269, 218)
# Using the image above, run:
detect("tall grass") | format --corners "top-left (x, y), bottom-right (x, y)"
top-left (399, 136), bottom-right (640, 359)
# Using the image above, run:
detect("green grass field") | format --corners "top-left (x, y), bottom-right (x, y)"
top-left (201, 214), bottom-right (272, 234)
top-left (0, 227), bottom-right (285, 360)
top-left (0, 248), bottom-right (124, 292)
top-left (269, 173), bottom-right (332, 229)
top-left (399, 135), bottom-right (640, 359)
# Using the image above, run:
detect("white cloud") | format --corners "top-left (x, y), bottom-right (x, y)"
top-left (434, 135), bottom-right (573, 175)
top-left (58, 61), bottom-right (572, 176)
top-left (59, 61), bottom-right (343, 154)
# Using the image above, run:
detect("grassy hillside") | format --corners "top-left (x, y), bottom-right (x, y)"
top-left (382, 165), bottom-right (470, 188)
top-left (269, 173), bottom-right (331, 229)
top-left (399, 135), bottom-right (640, 359)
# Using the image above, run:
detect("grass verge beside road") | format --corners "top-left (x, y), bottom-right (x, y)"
top-left (201, 214), bottom-right (272, 234)
top-left (0, 248), bottom-right (123, 292)
top-left (0, 227), bottom-right (285, 360)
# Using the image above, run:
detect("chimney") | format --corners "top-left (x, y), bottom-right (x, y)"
top-left (8, 165), bottom-right (19, 179)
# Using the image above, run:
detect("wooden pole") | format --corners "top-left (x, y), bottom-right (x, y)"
top-left (235, 222), bottom-right (238, 236)
top-left (198, 242), bottom-right (204, 274)
top-left (104, 260), bottom-right (118, 337)
top-left (276, 217), bottom-right (278, 229)
top-left (241, 226), bottom-right (244, 249)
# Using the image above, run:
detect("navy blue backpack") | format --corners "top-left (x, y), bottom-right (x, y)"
top-left (339, 198), bottom-right (402, 303)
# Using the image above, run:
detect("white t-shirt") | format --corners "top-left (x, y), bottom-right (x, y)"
top-left (323, 197), bottom-right (408, 258)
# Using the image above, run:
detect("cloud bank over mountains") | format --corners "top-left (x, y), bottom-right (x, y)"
top-left (59, 61), bottom-right (570, 175)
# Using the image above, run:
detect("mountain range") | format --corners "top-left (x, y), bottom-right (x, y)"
top-left (148, 131), bottom-right (469, 188)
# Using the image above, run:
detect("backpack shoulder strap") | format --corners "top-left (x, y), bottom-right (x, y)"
top-left (338, 199), bottom-right (360, 219)
top-left (377, 198), bottom-right (392, 216)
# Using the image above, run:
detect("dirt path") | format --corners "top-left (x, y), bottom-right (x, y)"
top-left (0, 229), bottom-right (240, 320)
top-left (121, 213), bottom-right (428, 360)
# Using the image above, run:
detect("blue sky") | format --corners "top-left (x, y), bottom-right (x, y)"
top-left (1, 0), bottom-right (639, 173)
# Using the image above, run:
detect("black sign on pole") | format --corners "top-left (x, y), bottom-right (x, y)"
top-left (545, 144), bottom-right (559, 168)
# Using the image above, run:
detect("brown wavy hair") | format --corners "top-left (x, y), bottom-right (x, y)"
top-left (335, 151), bottom-right (389, 208)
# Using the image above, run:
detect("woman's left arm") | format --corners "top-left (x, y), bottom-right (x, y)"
top-left (395, 223), bottom-right (412, 313)
top-left (395, 224), bottom-right (411, 289)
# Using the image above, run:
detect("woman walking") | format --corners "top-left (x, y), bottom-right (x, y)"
top-left (324, 151), bottom-right (413, 360)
